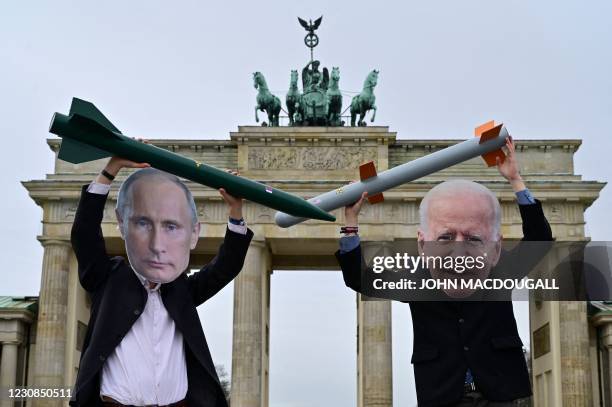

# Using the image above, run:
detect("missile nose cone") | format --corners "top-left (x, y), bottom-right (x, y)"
top-left (300, 205), bottom-right (335, 222)
top-left (274, 212), bottom-right (290, 228)
top-left (49, 112), bottom-right (58, 133)
top-left (275, 206), bottom-right (335, 227)
top-left (318, 211), bottom-right (336, 222)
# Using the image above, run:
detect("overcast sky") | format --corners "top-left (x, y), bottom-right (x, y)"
top-left (1, 1), bottom-right (610, 406)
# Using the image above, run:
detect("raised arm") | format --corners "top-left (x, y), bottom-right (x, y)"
top-left (494, 137), bottom-right (553, 281)
top-left (335, 192), bottom-right (405, 300)
top-left (186, 227), bottom-right (253, 305)
top-left (335, 191), bottom-right (368, 293)
top-left (495, 136), bottom-right (553, 242)
top-left (186, 176), bottom-right (254, 305)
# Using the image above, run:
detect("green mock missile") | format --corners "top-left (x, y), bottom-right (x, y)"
top-left (49, 98), bottom-right (336, 222)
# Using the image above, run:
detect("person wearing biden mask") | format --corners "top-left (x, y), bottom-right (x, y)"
top-left (336, 137), bottom-right (553, 406)
top-left (69, 149), bottom-right (253, 407)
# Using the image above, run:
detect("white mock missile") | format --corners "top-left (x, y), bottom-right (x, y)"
top-left (275, 121), bottom-right (509, 228)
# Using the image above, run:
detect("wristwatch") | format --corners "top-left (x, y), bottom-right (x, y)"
top-left (229, 217), bottom-right (245, 226)
top-left (101, 169), bottom-right (115, 181)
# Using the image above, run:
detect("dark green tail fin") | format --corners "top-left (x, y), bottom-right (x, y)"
top-left (56, 98), bottom-right (122, 163)
top-left (58, 138), bottom-right (111, 164)
top-left (69, 98), bottom-right (122, 133)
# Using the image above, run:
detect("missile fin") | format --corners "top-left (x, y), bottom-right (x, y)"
top-left (479, 123), bottom-right (503, 142)
top-left (367, 193), bottom-right (384, 204)
top-left (478, 123), bottom-right (506, 167)
top-left (360, 161), bottom-right (384, 203)
top-left (359, 161), bottom-right (378, 181)
top-left (481, 150), bottom-right (505, 167)
top-left (475, 120), bottom-right (496, 137)
top-left (69, 98), bottom-right (122, 134)
top-left (58, 138), bottom-right (111, 164)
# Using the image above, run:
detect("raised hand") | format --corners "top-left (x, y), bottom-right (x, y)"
top-left (219, 169), bottom-right (243, 220)
top-left (496, 136), bottom-right (526, 192)
top-left (344, 191), bottom-right (368, 227)
top-left (96, 138), bottom-right (151, 184)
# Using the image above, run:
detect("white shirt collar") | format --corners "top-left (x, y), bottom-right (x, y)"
top-left (132, 269), bottom-right (161, 291)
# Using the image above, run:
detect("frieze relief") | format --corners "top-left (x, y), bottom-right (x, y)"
top-left (248, 147), bottom-right (377, 170)
top-left (195, 202), bottom-right (230, 223)
top-left (52, 201), bottom-right (114, 223)
top-left (238, 201), bottom-right (419, 225)
top-left (61, 195), bottom-right (580, 227)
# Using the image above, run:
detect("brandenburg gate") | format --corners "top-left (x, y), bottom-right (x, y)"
top-left (20, 125), bottom-right (606, 406)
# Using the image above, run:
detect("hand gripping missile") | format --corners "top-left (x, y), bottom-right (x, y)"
top-left (274, 121), bottom-right (509, 227)
top-left (49, 98), bottom-right (335, 222)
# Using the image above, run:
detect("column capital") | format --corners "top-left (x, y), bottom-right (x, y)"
top-left (0, 309), bottom-right (35, 325)
top-left (591, 313), bottom-right (612, 329)
top-left (37, 236), bottom-right (71, 248)
top-left (596, 320), bottom-right (612, 347)
top-left (360, 239), bottom-right (396, 264)
top-left (249, 237), bottom-right (268, 249)
top-left (0, 340), bottom-right (21, 346)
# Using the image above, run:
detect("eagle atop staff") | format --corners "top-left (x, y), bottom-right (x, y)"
top-left (298, 16), bottom-right (323, 33)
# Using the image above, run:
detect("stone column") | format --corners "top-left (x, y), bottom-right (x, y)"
top-left (0, 341), bottom-right (19, 407)
top-left (559, 301), bottom-right (593, 406)
top-left (32, 238), bottom-right (71, 407)
top-left (231, 239), bottom-right (270, 407)
top-left (357, 241), bottom-right (392, 407)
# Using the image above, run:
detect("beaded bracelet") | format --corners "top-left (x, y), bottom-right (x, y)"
top-left (340, 226), bottom-right (359, 234)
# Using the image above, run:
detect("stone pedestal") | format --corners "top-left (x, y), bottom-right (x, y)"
top-left (230, 239), bottom-right (271, 407)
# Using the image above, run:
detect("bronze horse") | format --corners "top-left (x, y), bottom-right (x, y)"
top-left (254, 71), bottom-right (281, 127)
top-left (350, 69), bottom-right (379, 126)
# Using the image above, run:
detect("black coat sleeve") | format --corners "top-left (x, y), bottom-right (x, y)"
top-left (518, 199), bottom-right (553, 242)
top-left (187, 227), bottom-right (254, 306)
top-left (71, 184), bottom-right (119, 293)
top-left (496, 199), bottom-right (554, 280)
top-left (335, 245), bottom-right (364, 294)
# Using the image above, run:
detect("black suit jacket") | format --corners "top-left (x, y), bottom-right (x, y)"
top-left (336, 201), bottom-right (553, 406)
top-left (69, 185), bottom-right (253, 407)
